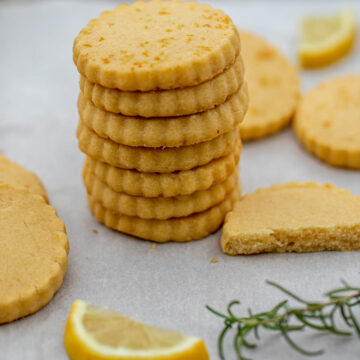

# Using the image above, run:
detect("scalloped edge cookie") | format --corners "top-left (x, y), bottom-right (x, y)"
top-left (78, 83), bottom-right (248, 147)
top-left (73, 0), bottom-right (240, 91)
top-left (294, 75), bottom-right (360, 169)
top-left (83, 164), bottom-right (238, 219)
top-left (84, 139), bottom-right (241, 198)
top-left (77, 121), bottom-right (240, 173)
top-left (87, 182), bottom-right (241, 242)
top-left (0, 185), bottom-right (69, 324)
top-left (79, 56), bottom-right (244, 117)
top-left (239, 31), bottom-right (300, 141)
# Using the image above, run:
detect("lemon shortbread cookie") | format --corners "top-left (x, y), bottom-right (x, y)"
top-left (79, 57), bottom-right (244, 117)
top-left (78, 84), bottom-right (248, 148)
top-left (221, 182), bottom-right (360, 255)
top-left (0, 185), bottom-right (69, 324)
top-left (84, 141), bottom-right (241, 198)
top-left (77, 121), bottom-right (239, 173)
top-left (0, 156), bottom-right (48, 202)
top-left (239, 32), bottom-right (300, 141)
top-left (294, 75), bottom-right (360, 169)
top-left (73, 0), bottom-right (240, 91)
top-left (88, 183), bottom-right (240, 242)
top-left (83, 165), bottom-right (238, 219)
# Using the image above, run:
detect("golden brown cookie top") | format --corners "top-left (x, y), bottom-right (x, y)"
top-left (73, 0), bottom-right (240, 90)
top-left (295, 75), bottom-right (360, 150)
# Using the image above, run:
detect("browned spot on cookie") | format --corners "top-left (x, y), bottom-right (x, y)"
top-left (257, 48), bottom-right (275, 59)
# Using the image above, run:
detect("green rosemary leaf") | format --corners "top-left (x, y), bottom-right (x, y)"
top-left (206, 305), bottom-right (228, 319)
top-left (347, 306), bottom-right (360, 335)
top-left (294, 312), bottom-right (328, 331)
top-left (218, 325), bottom-right (231, 360)
top-left (340, 304), bottom-right (354, 328)
top-left (328, 306), bottom-right (352, 336)
top-left (228, 300), bottom-right (241, 318)
top-left (266, 280), bottom-right (311, 304)
top-left (279, 324), bottom-right (324, 356)
top-left (270, 300), bottom-right (288, 315)
top-left (240, 326), bottom-right (256, 349)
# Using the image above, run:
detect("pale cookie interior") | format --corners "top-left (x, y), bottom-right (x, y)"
top-left (239, 31), bottom-right (300, 141)
top-left (222, 182), bottom-right (360, 255)
top-left (0, 185), bottom-right (69, 324)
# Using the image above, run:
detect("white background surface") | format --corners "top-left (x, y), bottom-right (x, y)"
top-left (0, 1), bottom-right (360, 359)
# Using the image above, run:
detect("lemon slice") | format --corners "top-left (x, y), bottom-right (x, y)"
top-left (64, 300), bottom-right (209, 360)
top-left (299, 8), bottom-right (356, 68)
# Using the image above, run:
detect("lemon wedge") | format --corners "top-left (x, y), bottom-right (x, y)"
top-left (299, 8), bottom-right (356, 68)
top-left (64, 300), bottom-right (209, 360)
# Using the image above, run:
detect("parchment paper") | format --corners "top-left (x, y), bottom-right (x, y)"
top-left (0, 1), bottom-right (359, 359)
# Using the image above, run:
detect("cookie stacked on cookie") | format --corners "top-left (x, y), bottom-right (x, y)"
top-left (73, 0), bottom-right (248, 242)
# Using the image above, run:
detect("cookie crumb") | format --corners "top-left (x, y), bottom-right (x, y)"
top-left (211, 257), bottom-right (218, 263)
top-left (148, 244), bottom-right (157, 254)
top-left (92, 229), bottom-right (98, 234)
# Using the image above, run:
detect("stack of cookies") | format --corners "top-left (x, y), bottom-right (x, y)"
top-left (73, 0), bottom-right (248, 242)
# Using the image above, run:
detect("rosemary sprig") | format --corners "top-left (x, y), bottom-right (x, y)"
top-left (207, 280), bottom-right (360, 360)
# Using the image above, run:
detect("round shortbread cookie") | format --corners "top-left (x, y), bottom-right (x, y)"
top-left (221, 182), bottom-right (360, 255)
top-left (0, 156), bottom-right (48, 202)
top-left (79, 56), bottom-right (245, 117)
top-left (0, 185), bottom-right (69, 324)
top-left (294, 75), bottom-right (360, 169)
top-left (84, 140), bottom-right (241, 198)
top-left (78, 83), bottom-right (248, 148)
top-left (239, 31), bottom-right (300, 141)
top-left (77, 121), bottom-right (239, 173)
top-left (87, 182), bottom-right (241, 242)
top-left (73, 0), bottom-right (240, 91)
top-left (83, 164), bottom-right (238, 219)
